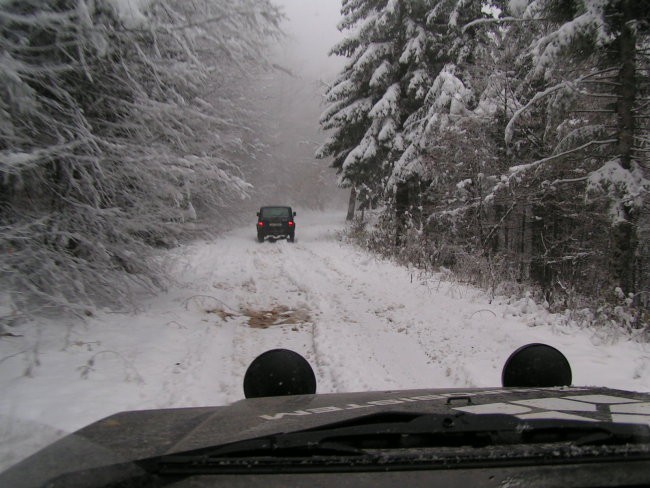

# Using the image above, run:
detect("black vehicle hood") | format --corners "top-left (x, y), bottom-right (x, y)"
top-left (3, 386), bottom-right (650, 487)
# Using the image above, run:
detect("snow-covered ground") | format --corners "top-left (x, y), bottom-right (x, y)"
top-left (1, 210), bottom-right (649, 471)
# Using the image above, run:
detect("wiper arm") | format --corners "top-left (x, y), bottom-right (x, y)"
top-left (166, 436), bottom-right (364, 459)
top-left (42, 414), bottom-right (650, 486)
top-left (141, 412), bottom-right (650, 473)
top-left (286, 412), bottom-right (650, 449)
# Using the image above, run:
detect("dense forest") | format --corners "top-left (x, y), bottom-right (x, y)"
top-left (1, 0), bottom-right (648, 334)
top-left (0, 0), bottom-right (284, 319)
top-left (319, 0), bottom-right (649, 332)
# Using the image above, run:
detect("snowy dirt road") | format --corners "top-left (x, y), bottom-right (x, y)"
top-left (1, 210), bottom-right (649, 470)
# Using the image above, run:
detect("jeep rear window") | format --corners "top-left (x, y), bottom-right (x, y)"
top-left (260, 207), bottom-right (291, 218)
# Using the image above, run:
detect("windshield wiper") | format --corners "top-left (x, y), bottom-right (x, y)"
top-left (139, 412), bottom-right (650, 475)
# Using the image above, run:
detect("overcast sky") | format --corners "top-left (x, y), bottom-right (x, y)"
top-left (272, 0), bottom-right (345, 82)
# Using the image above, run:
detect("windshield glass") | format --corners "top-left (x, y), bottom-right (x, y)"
top-left (260, 207), bottom-right (292, 218)
top-left (1, 0), bottom-right (649, 485)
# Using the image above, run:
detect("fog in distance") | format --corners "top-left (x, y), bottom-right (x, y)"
top-left (247, 0), bottom-right (347, 212)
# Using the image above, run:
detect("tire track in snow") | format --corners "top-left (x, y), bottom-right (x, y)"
top-left (290, 240), bottom-right (650, 391)
top-left (215, 235), bottom-right (319, 403)
top-left (281, 239), bottom-right (436, 393)
top-left (164, 212), bottom-right (650, 401)
top-left (288, 244), bottom-right (519, 387)
top-left (285, 242), bottom-right (499, 389)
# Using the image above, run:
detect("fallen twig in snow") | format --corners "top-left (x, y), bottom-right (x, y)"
top-left (469, 309), bottom-right (497, 319)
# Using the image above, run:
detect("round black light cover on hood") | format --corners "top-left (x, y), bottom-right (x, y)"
top-left (244, 349), bottom-right (317, 398)
top-left (502, 343), bottom-right (572, 388)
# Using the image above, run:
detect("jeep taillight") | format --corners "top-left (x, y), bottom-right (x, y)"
top-left (288, 221), bottom-right (294, 227)
top-left (257, 221), bottom-right (264, 227)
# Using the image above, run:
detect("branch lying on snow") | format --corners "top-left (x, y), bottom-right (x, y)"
top-left (183, 295), bottom-right (238, 314)
top-left (469, 309), bottom-right (497, 318)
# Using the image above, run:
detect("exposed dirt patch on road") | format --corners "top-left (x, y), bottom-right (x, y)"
top-left (243, 305), bottom-right (312, 329)
top-left (201, 301), bottom-right (311, 329)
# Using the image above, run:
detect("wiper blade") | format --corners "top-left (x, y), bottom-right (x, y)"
top-left (165, 437), bottom-right (364, 459)
top-left (248, 412), bottom-right (650, 448)
top-left (141, 412), bottom-right (650, 474)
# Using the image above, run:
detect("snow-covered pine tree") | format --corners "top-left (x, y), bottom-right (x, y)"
top-left (323, 0), bottom-right (648, 321)
top-left (499, 0), bottom-right (650, 297)
top-left (319, 1), bottom-right (504, 228)
top-left (317, 0), bottom-right (440, 211)
top-left (0, 0), bottom-right (281, 319)
top-left (383, 0), bottom-right (504, 249)
top-left (388, 0), bottom-right (493, 188)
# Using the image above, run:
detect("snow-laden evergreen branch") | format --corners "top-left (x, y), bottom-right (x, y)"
top-left (505, 81), bottom-right (570, 144)
top-left (509, 139), bottom-right (617, 175)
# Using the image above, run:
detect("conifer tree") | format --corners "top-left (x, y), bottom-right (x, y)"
top-left (318, 0), bottom-right (436, 208)
top-left (501, 0), bottom-right (650, 295)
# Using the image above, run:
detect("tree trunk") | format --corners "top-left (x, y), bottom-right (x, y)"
top-left (346, 187), bottom-right (357, 221)
top-left (612, 219), bottom-right (637, 294)
top-left (617, 0), bottom-right (636, 171)
top-left (394, 182), bottom-right (410, 247)
top-left (612, 0), bottom-right (638, 294)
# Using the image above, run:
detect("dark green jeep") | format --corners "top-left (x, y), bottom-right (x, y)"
top-left (256, 206), bottom-right (296, 242)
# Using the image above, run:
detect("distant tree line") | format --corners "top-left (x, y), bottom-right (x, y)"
top-left (319, 0), bottom-right (649, 328)
top-left (0, 0), bottom-right (282, 319)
